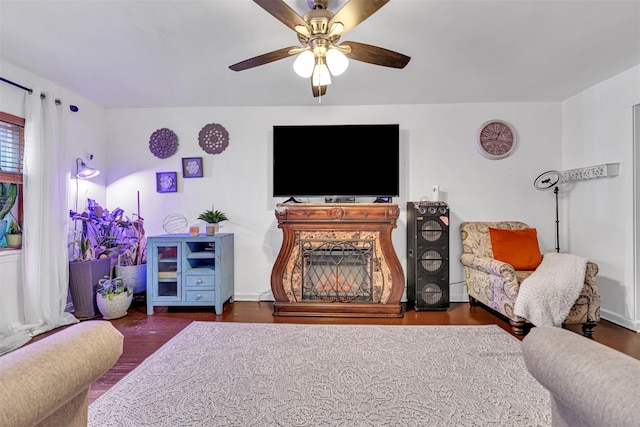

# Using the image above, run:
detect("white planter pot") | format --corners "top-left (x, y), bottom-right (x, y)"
top-left (206, 223), bottom-right (219, 235)
top-left (116, 264), bottom-right (147, 294)
top-left (96, 291), bottom-right (133, 320)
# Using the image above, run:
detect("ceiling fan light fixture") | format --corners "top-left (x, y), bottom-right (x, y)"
top-left (327, 22), bottom-right (344, 37)
top-left (294, 24), bottom-right (310, 37)
top-left (231, 0), bottom-right (411, 97)
top-left (312, 59), bottom-right (331, 86)
top-left (293, 50), bottom-right (315, 78)
top-left (326, 48), bottom-right (349, 76)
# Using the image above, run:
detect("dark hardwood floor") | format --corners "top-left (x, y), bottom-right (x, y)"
top-left (31, 299), bottom-right (640, 404)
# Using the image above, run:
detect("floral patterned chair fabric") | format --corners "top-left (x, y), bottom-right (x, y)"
top-left (460, 221), bottom-right (600, 336)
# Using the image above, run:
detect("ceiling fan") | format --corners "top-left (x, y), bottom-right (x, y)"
top-left (229, 0), bottom-right (411, 97)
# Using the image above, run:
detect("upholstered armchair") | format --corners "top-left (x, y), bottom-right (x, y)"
top-left (460, 221), bottom-right (600, 336)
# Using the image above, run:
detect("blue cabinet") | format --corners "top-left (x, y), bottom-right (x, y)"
top-left (147, 233), bottom-right (234, 315)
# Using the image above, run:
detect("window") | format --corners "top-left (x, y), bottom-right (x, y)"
top-left (0, 112), bottom-right (24, 236)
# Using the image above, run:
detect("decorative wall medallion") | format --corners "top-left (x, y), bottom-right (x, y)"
top-left (198, 123), bottom-right (229, 154)
top-left (149, 128), bottom-right (178, 159)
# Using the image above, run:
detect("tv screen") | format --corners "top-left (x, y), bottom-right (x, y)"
top-left (273, 124), bottom-right (400, 198)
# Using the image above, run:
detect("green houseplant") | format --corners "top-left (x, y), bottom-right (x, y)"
top-left (114, 206), bottom-right (147, 295)
top-left (5, 219), bottom-right (22, 248)
top-left (68, 199), bottom-right (146, 318)
top-left (96, 275), bottom-right (133, 320)
top-left (198, 209), bottom-right (228, 235)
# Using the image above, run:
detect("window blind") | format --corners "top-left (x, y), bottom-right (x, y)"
top-left (0, 113), bottom-right (24, 184)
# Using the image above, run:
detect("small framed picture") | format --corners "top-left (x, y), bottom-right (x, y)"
top-left (156, 172), bottom-right (177, 193)
top-left (182, 157), bottom-right (203, 178)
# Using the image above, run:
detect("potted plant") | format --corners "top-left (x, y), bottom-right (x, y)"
top-left (5, 219), bottom-right (22, 248)
top-left (68, 199), bottom-right (142, 318)
top-left (115, 215), bottom-right (147, 295)
top-left (96, 275), bottom-right (133, 320)
top-left (198, 208), bottom-right (229, 235)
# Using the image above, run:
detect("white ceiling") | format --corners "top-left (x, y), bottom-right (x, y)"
top-left (1, 0), bottom-right (639, 109)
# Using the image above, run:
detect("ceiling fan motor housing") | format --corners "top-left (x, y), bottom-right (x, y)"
top-left (303, 9), bottom-right (334, 35)
top-left (308, 0), bottom-right (330, 10)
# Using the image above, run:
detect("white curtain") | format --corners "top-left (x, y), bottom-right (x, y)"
top-left (0, 89), bottom-right (78, 355)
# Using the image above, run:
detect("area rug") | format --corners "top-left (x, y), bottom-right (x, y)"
top-left (88, 322), bottom-right (550, 426)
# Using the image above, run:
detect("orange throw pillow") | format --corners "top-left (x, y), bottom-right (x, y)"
top-left (489, 227), bottom-right (543, 271)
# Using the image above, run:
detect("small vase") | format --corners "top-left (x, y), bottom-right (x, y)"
top-left (5, 234), bottom-right (22, 248)
top-left (206, 223), bottom-right (219, 236)
top-left (96, 291), bottom-right (133, 320)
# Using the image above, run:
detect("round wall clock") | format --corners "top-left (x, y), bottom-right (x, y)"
top-left (474, 120), bottom-right (517, 160)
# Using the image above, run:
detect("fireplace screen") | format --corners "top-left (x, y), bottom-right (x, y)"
top-left (301, 239), bottom-right (374, 302)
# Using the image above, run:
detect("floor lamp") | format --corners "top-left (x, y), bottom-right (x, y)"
top-left (533, 170), bottom-right (562, 253)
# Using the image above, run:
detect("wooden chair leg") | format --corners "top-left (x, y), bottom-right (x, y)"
top-left (582, 322), bottom-right (597, 338)
top-left (510, 319), bottom-right (526, 335)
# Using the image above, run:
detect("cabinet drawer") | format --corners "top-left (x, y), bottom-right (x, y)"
top-left (185, 275), bottom-right (214, 288)
top-left (185, 290), bottom-right (215, 302)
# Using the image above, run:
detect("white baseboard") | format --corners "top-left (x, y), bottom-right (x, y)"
top-left (449, 282), bottom-right (468, 302)
top-left (234, 291), bottom-right (274, 302)
top-left (600, 308), bottom-right (640, 332)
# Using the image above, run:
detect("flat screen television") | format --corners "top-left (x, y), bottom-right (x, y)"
top-left (272, 124), bottom-right (400, 198)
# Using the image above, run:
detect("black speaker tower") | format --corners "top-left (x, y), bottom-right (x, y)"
top-left (406, 201), bottom-right (450, 311)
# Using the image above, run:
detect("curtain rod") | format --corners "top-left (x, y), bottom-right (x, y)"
top-left (0, 76), bottom-right (79, 112)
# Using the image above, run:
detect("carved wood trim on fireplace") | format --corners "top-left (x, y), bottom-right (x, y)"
top-left (271, 203), bottom-right (404, 317)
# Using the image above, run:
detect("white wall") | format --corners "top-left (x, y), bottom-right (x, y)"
top-left (0, 60), bottom-right (109, 208)
top-left (5, 55), bottom-right (636, 331)
top-left (562, 65), bottom-right (640, 331)
top-left (106, 103), bottom-right (562, 302)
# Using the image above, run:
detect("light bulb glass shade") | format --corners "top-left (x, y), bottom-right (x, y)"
top-left (327, 22), bottom-right (344, 37)
top-left (326, 48), bottom-right (349, 76)
top-left (76, 158), bottom-right (100, 179)
top-left (293, 50), bottom-right (315, 78)
top-left (312, 62), bottom-right (331, 86)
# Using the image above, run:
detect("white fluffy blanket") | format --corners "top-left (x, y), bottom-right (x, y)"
top-left (514, 252), bottom-right (587, 327)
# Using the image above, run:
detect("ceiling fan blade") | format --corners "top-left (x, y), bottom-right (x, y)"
top-left (229, 46), bottom-right (298, 72)
top-left (253, 0), bottom-right (310, 33)
top-left (329, 0), bottom-right (389, 34)
top-left (311, 81), bottom-right (327, 97)
top-left (342, 41), bottom-right (410, 69)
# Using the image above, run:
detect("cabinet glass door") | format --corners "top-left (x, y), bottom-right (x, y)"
top-left (154, 244), bottom-right (180, 299)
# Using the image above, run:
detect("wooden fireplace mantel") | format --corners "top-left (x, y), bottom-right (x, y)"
top-left (270, 203), bottom-right (405, 317)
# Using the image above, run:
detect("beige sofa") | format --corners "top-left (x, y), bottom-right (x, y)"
top-left (0, 321), bottom-right (123, 427)
top-left (523, 327), bottom-right (640, 426)
top-left (460, 221), bottom-right (600, 336)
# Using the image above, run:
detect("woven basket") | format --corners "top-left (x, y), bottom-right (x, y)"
top-left (96, 291), bottom-right (133, 320)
